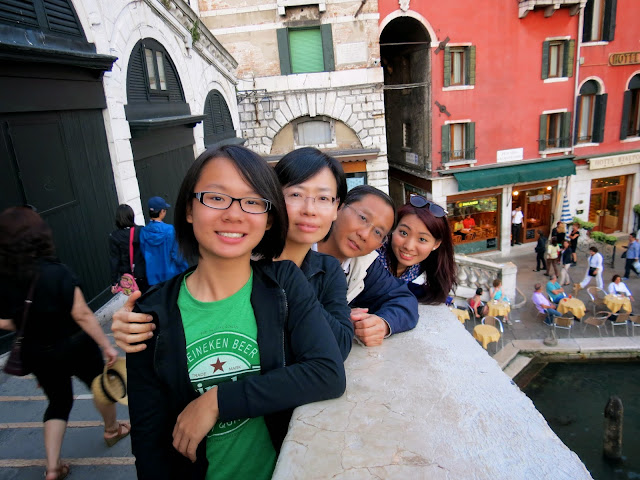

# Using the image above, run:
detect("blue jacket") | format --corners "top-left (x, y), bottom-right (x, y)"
top-left (300, 251), bottom-right (353, 360)
top-left (127, 260), bottom-right (346, 479)
top-left (139, 220), bottom-right (188, 285)
top-left (628, 240), bottom-right (640, 260)
top-left (351, 256), bottom-right (419, 335)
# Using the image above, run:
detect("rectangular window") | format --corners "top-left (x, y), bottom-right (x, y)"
top-left (539, 112), bottom-right (571, 150)
top-left (144, 47), bottom-right (168, 92)
top-left (629, 90), bottom-right (640, 138)
top-left (443, 46), bottom-right (476, 87)
top-left (583, 0), bottom-right (617, 42)
top-left (402, 123), bottom-right (411, 150)
top-left (441, 122), bottom-right (476, 163)
top-left (578, 95), bottom-right (595, 143)
top-left (297, 120), bottom-right (332, 145)
top-left (277, 25), bottom-right (335, 75)
top-left (145, 49), bottom-right (157, 90)
top-left (541, 40), bottom-right (575, 79)
top-left (155, 52), bottom-right (167, 90)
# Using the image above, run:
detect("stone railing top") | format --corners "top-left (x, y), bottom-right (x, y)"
top-left (272, 304), bottom-right (591, 480)
top-left (455, 253), bottom-right (516, 272)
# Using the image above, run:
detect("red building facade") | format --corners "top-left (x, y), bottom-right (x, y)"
top-left (379, 0), bottom-right (639, 255)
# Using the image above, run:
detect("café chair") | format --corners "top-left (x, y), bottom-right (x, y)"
top-left (553, 315), bottom-right (574, 339)
top-left (481, 316), bottom-right (504, 349)
top-left (582, 312), bottom-right (610, 337)
top-left (605, 311), bottom-right (631, 336)
top-left (457, 301), bottom-right (479, 327)
top-left (629, 315), bottom-right (640, 336)
top-left (586, 287), bottom-right (607, 315)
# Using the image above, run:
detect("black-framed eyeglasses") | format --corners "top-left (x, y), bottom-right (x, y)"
top-left (193, 192), bottom-right (271, 214)
top-left (409, 195), bottom-right (448, 217)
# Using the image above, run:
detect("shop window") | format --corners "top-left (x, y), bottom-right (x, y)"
top-left (443, 46), bottom-right (476, 87)
top-left (447, 196), bottom-right (500, 254)
top-left (441, 122), bottom-right (475, 163)
top-left (575, 80), bottom-right (607, 144)
top-left (539, 112), bottom-right (571, 150)
top-left (582, 0), bottom-right (617, 42)
top-left (541, 40), bottom-right (574, 80)
top-left (277, 25), bottom-right (334, 75)
top-left (620, 75), bottom-right (640, 140)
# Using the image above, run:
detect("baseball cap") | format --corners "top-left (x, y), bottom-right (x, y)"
top-left (149, 196), bottom-right (171, 213)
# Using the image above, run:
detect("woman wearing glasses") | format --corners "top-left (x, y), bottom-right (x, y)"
top-left (378, 196), bottom-right (456, 303)
top-left (126, 145), bottom-right (345, 479)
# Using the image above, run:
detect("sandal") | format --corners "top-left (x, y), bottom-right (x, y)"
top-left (44, 463), bottom-right (70, 480)
top-left (104, 421), bottom-right (131, 447)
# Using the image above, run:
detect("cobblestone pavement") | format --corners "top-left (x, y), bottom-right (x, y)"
top-left (459, 239), bottom-right (640, 351)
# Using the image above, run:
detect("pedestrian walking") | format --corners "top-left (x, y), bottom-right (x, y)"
top-left (511, 206), bottom-right (523, 246)
top-left (576, 246), bottom-right (604, 292)
top-left (139, 196), bottom-right (189, 286)
top-left (559, 239), bottom-right (573, 286)
top-left (545, 236), bottom-right (561, 277)
top-left (568, 223), bottom-right (580, 265)
top-left (623, 232), bottom-right (640, 279)
top-left (0, 207), bottom-right (129, 480)
top-left (534, 229), bottom-right (547, 272)
top-left (108, 204), bottom-right (148, 294)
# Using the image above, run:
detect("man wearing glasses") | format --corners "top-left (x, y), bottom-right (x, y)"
top-left (317, 186), bottom-right (419, 346)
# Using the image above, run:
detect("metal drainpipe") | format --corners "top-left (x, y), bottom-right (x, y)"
top-left (571, 4), bottom-right (584, 156)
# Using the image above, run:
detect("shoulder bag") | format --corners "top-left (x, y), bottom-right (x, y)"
top-left (4, 273), bottom-right (39, 376)
top-left (112, 228), bottom-right (139, 296)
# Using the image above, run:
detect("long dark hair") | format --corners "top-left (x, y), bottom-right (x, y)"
top-left (115, 204), bottom-right (136, 229)
top-left (174, 145), bottom-right (288, 263)
top-left (0, 207), bottom-right (55, 281)
top-left (385, 203), bottom-right (457, 304)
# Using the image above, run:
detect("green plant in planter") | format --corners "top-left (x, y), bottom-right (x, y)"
top-left (590, 231), bottom-right (605, 242)
top-left (604, 234), bottom-right (618, 245)
top-left (634, 204), bottom-right (640, 215)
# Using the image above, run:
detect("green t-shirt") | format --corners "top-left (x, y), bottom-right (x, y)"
top-left (178, 271), bottom-right (276, 480)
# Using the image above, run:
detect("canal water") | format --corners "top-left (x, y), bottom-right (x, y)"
top-left (521, 360), bottom-right (640, 480)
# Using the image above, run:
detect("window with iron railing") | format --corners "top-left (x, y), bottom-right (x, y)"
top-left (539, 112), bottom-right (571, 150)
top-left (441, 122), bottom-right (476, 163)
top-left (575, 80), bottom-right (607, 144)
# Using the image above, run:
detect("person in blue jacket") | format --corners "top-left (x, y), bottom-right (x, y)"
top-left (127, 145), bottom-right (345, 479)
top-left (318, 186), bottom-right (419, 346)
top-left (139, 196), bottom-right (188, 285)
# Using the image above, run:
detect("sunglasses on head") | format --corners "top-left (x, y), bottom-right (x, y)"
top-left (409, 195), bottom-right (448, 217)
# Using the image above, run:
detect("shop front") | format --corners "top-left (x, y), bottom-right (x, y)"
top-left (447, 191), bottom-right (501, 255)
top-left (588, 175), bottom-right (627, 233)
top-left (511, 181), bottom-right (558, 244)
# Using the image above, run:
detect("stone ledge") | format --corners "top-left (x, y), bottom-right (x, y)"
top-left (273, 304), bottom-right (592, 479)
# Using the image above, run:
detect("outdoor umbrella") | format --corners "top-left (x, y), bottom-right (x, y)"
top-left (561, 193), bottom-right (572, 224)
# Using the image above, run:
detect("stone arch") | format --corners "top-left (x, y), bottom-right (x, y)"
top-left (625, 71), bottom-right (640, 90)
top-left (379, 9), bottom-right (438, 47)
top-left (579, 76), bottom-right (605, 94)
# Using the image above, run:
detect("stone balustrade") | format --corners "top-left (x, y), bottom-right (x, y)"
top-left (454, 253), bottom-right (517, 304)
top-left (272, 304), bottom-right (591, 479)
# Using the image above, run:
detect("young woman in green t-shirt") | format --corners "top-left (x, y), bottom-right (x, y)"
top-left (126, 145), bottom-right (345, 479)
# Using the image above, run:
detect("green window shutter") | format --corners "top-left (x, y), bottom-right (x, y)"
top-left (620, 90), bottom-right (632, 139)
top-left (443, 46), bottom-right (451, 88)
top-left (561, 111), bottom-right (571, 148)
top-left (321, 24), bottom-right (334, 71)
top-left (541, 41), bottom-right (550, 80)
top-left (465, 122), bottom-right (476, 159)
top-left (564, 40), bottom-right (575, 78)
top-left (592, 93), bottom-right (607, 143)
top-left (441, 125), bottom-right (450, 163)
top-left (539, 114), bottom-right (548, 150)
top-left (289, 28), bottom-right (324, 74)
top-left (467, 46), bottom-right (476, 85)
top-left (603, 0), bottom-right (617, 41)
top-left (277, 28), bottom-right (292, 75)
top-left (582, 0), bottom-right (594, 42)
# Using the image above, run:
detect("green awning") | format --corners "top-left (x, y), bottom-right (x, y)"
top-left (452, 159), bottom-right (576, 192)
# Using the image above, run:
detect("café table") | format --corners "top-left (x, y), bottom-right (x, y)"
top-left (487, 300), bottom-right (510, 317)
top-left (557, 297), bottom-right (587, 319)
top-left (473, 324), bottom-right (500, 350)
top-left (451, 308), bottom-right (469, 324)
top-left (604, 294), bottom-right (632, 314)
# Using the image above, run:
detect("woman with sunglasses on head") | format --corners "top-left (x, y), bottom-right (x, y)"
top-left (378, 195), bottom-right (457, 303)
top-left (112, 147), bottom-right (353, 360)
top-left (126, 145), bottom-right (345, 479)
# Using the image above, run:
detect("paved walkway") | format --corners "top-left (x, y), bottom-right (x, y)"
top-left (459, 239), bottom-right (640, 350)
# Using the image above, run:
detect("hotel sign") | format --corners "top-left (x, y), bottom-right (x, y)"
top-left (589, 152), bottom-right (640, 170)
top-left (609, 51), bottom-right (640, 66)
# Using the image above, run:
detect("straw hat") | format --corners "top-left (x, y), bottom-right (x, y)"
top-left (91, 357), bottom-right (128, 406)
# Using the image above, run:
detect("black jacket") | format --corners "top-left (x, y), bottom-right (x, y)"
top-left (127, 260), bottom-right (346, 479)
top-left (535, 235), bottom-right (547, 253)
top-left (300, 250), bottom-right (353, 360)
top-left (108, 226), bottom-right (146, 284)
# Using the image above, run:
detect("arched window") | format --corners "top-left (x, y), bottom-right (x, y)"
top-left (575, 80), bottom-right (607, 144)
top-left (621, 74), bottom-right (640, 140)
top-left (203, 90), bottom-right (235, 147)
